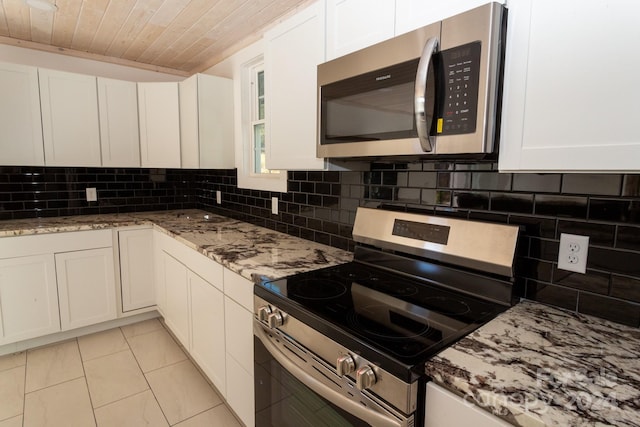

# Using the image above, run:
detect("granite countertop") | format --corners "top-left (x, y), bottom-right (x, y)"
top-left (425, 300), bottom-right (640, 427)
top-left (0, 209), bottom-right (353, 283)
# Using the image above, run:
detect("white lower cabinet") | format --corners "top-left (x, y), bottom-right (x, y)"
top-left (425, 382), bottom-right (512, 427)
top-left (0, 255), bottom-right (59, 344)
top-left (190, 272), bottom-right (226, 397)
top-left (0, 230), bottom-right (116, 346)
top-left (118, 228), bottom-right (155, 312)
top-left (226, 353), bottom-right (255, 427)
top-left (55, 247), bottom-right (117, 331)
top-left (223, 269), bottom-right (255, 427)
top-left (160, 251), bottom-right (190, 348)
top-left (154, 232), bottom-right (228, 397)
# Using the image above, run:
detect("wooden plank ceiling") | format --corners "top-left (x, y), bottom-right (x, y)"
top-left (0, 0), bottom-right (313, 76)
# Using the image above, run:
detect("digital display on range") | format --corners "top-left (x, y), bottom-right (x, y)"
top-left (392, 220), bottom-right (450, 245)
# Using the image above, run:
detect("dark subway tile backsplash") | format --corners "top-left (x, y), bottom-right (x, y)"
top-left (2, 163), bottom-right (640, 327)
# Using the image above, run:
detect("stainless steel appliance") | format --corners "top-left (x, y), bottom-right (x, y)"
top-left (253, 207), bottom-right (521, 427)
top-left (317, 3), bottom-right (506, 160)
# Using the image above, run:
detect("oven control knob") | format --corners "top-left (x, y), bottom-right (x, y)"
top-left (336, 354), bottom-right (355, 376)
top-left (257, 306), bottom-right (272, 322)
top-left (267, 311), bottom-right (285, 328)
top-left (356, 366), bottom-right (377, 391)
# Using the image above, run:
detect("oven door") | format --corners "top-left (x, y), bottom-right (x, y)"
top-left (254, 321), bottom-right (412, 427)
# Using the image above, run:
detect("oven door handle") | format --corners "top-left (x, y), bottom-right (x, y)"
top-left (414, 36), bottom-right (439, 152)
top-left (254, 323), bottom-right (404, 427)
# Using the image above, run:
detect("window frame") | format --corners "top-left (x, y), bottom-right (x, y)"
top-left (232, 48), bottom-right (287, 192)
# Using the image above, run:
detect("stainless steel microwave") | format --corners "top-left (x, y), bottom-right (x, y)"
top-left (317, 2), bottom-right (506, 160)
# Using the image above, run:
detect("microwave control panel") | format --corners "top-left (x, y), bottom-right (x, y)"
top-left (437, 41), bottom-right (482, 136)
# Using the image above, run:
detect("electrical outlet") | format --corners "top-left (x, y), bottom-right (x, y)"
top-left (216, 190), bottom-right (222, 204)
top-left (86, 187), bottom-right (97, 202)
top-left (557, 233), bottom-right (589, 273)
top-left (271, 197), bottom-right (278, 215)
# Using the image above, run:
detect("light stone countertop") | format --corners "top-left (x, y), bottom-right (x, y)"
top-left (425, 300), bottom-right (640, 427)
top-left (0, 209), bottom-right (353, 283)
top-left (4, 211), bottom-right (639, 427)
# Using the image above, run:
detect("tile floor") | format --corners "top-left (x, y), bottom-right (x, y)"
top-left (0, 319), bottom-right (243, 427)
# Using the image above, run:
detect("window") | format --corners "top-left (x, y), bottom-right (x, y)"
top-left (250, 65), bottom-right (279, 176)
top-left (250, 65), bottom-right (266, 174)
top-left (233, 49), bottom-right (286, 192)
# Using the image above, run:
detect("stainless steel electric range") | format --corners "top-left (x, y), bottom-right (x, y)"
top-left (253, 207), bottom-right (521, 427)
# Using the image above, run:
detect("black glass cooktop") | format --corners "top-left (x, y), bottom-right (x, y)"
top-left (256, 261), bottom-right (508, 375)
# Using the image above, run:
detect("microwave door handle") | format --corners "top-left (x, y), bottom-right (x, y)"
top-left (415, 36), bottom-right (439, 152)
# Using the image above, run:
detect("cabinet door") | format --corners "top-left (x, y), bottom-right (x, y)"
top-left (265, 1), bottom-right (327, 170)
top-left (226, 354), bottom-right (255, 427)
top-left (425, 382), bottom-right (512, 427)
top-left (137, 82), bottom-right (181, 168)
top-left (326, 0), bottom-right (395, 60)
top-left (98, 77), bottom-right (141, 167)
top-left (160, 251), bottom-right (189, 347)
top-left (0, 255), bottom-right (59, 344)
top-left (119, 228), bottom-right (155, 312)
top-left (499, 0), bottom-right (640, 172)
top-left (39, 68), bottom-right (101, 167)
top-left (179, 74), bottom-right (200, 169)
top-left (189, 271), bottom-right (226, 397)
top-left (224, 296), bottom-right (253, 374)
top-left (0, 62), bottom-right (45, 166)
top-left (225, 296), bottom-right (254, 427)
top-left (197, 74), bottom-right (235, 169)
top-left (55, 248), bottom-right (117, 331)
top-left (395, 0), bottom-right (503, 35)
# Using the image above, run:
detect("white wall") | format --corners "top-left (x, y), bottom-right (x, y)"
top-left (0, 44), bottom-right (182, 82)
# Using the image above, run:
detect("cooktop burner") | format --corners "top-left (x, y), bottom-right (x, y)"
top-left (423, 296), bottom-right (471, 316)
top-left (287, 279), bottom-right (347, 300)
top-left (257, 261), bottom-right (507, 367)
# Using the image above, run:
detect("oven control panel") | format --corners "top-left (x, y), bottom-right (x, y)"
top-left (437, 41), bottom-right (481, 136)
top-left (257, 305), bottom-right (287, 328)
top-left (393, 219), bottom-right (450, 245)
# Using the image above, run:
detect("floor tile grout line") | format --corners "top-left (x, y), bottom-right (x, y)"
top-left (75, 338), bottom-right (99, 427)
top-left (120, 318), bottom-right (164, 341)
top-left (80, 347), bottom-right (132, 365)
top-left (120, 325), bottom-right (172, 427)
top-left (21, 350), bottom-right (27, 427)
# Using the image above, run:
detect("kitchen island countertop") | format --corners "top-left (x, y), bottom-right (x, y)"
top-left (0, 209), bottom-right (353, 283)
top-left (426, 300), bottom-right (640, 427)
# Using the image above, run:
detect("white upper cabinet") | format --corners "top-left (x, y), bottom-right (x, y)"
top-left (39, 68), bottom-right (101, 167)
top-left (395, 0), bottom-right (504, 35)
top-left (265, 0), bottom-right (327, 170)
top-left (97, 78), bottom-right (141, 167)
top-left (179, 74), bottom-right (234, 169)
top-left (499, 0), bottom-right (640, 172)
top-left (137, 82), bottom-right (181, 168)
top-left (0, 62), bottom-right (44, 166)
top-left (326, 0), bottom-right (395, 60)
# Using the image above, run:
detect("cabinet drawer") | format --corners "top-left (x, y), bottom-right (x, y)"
top-left (154, 232), bottom-right (223, 291)
top-left (0, 229), bottom-right (113, 259)
top-left (223, 268), bottom-right (253, 310)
